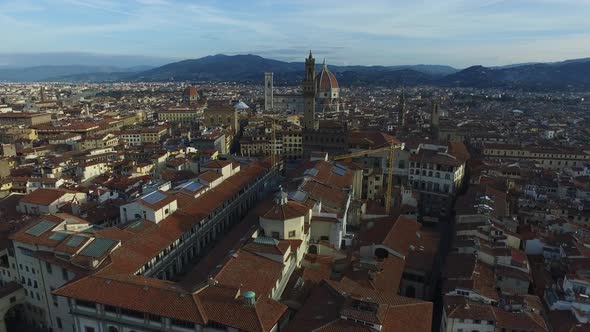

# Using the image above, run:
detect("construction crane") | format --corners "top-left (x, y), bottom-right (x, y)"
top-left (331, 142), bottom-right (402, 214)
top-left (268, 116), bottom-right (278, 168)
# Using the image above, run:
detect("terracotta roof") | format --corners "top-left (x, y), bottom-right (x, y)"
top-left (19, 188), bottom-right (80, 206)
top-left (444, 295), bottom-right (495, 321)
top-left (201, 159), bottom-right (232, 169)
top-left (548, 310), bottom-right (590, 332)
top-left (494, 305), bottom-right (548, 331)
top-left (382, 216), bottom-right (422, 257)
top-left (316, 65), bottom-right (339, 90)
top-left (198, 284), bottom-right (287, 332)
top-left (213, 249), bottom-right (284, 298)
top-left (287, 278), bottom-right (432, 332)
top-left (198, 170), bottom-right (223, 184)
top-left (356, 216), bottom-right (397, 247)
top-left (443, 253), bottom-right (477, 279)
top-left (243, 240), bottom-right (289, 256)
top-left (183, 86), bottom-right (199, 97)
top-left (300, 180), bottom-right (348, 212)
top-left (405, 229), bottom-right (440, 272)
top-left (293, 160), bottom-right (354, 190)
top-left (259, 200), bottom-right (309, 221)
top-left (54, 274), bottom-right (206, 324)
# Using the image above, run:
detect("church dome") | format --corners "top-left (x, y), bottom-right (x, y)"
top-left (316, 64), bottom-right (339, 91)
top-left (183, 86), bottom-right (198, 97)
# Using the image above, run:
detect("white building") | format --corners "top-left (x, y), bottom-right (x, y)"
top-left (120, 190), bottom-right (178, 224)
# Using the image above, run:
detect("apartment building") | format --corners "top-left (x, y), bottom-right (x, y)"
top-left (483, 143), bottom-right (590, 170)
top-left (0, 112), bottom-right (52, 126)
top-left (204, 106), bottom-right (239, 131)
top-left (117, 127), bottom-right (168, 147)
top-left (407, 142), bottom-right (469, 217)
top-left (75, 133), bottom-right (119, 152)
top-left (157, 107), bottom-right (203, 124)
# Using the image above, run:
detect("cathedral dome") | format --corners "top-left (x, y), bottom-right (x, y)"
top-left (183, 86), bottom-right (198, 97)
top-left (316, 64), bottom-right (339, 91)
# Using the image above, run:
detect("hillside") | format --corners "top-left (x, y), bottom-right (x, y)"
top-left (439, 60), bottom-right (590, 90)
top-left (2, 53), bottom-right (590, 90)
top-left (0, 65), bottom-right (152, 82)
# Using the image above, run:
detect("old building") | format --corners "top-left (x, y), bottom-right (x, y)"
top-left (204, 105), bottom-right (239, 132)
top-left (0, 112), bottom-right (52, 126)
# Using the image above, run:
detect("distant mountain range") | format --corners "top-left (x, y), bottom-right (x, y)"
top-left (1, 53), bottom-right (590, 90)
top-left (439, 60), bottom-right (590, 90)
top-left (0, 65), bottom-right (153, 82)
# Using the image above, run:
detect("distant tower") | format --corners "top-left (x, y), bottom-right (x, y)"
top-left (398, 89), bottom-right (407, 128)
top-left (40, 86), bottom-right (45, 102)
top-left (303, 51), bottom-right (317, 130)
top-left (264, 72), bottom-right (274, 111)
top-left (431, 100), bottom-right (440, 140)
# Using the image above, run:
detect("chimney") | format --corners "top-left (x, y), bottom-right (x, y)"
top-left (275, 186), bottom-right (288, 206)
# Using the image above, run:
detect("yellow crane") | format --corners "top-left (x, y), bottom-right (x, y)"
top-left (331, 142), bottom-right (402, 214)
top-left (268, 116), bottom-right (279, 168)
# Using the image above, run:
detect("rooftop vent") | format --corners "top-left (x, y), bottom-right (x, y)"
top-left (243, 290), bottom-right (256, 306)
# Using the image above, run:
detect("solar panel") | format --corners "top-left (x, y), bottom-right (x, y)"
top-left (142, 191), bottom-right (167, 204)
top-left (48, 232), bottom-right (68, 241)
top-left (25, 221), bottom-right (56, 237)
top-left (335, 163), bottom-right (348, 170)
top-left (183, 181), bottom-right (203, 192)
top-left (304, 168), bottom-right (318, 176)
top-left (79, 238), bottom-right (118, 258)
top-left (331, 167), bottom-right (346, 176)
top-left (291, 190), bottom-right (307, 202)
top-left (66, 235), bottom-right (86, 247)
top-left (254, 237), bottom-right (279, 246)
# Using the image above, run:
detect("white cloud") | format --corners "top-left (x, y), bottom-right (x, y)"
top-left (1, 0), bottom-right (589, 66)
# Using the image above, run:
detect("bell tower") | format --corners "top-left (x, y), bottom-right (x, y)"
top-left (398, 89), bottom-right (407, 128)
top-left (431, 100), bottom-right (440, 140)
top-left (264, 72), bottom-right (273, 111)
top-left (303, 51), bottom-right (317, 130)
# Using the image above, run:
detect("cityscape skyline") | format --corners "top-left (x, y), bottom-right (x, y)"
top-left (1, 0), bottom-right (589, 67)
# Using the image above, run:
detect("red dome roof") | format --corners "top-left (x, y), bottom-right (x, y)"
top-left (183, 86), bottom-right (198, 97)
top-left (316, 66), bottom-right (339, 91)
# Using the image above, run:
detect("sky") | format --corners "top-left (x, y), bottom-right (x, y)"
top-left (0, 0), bottom-right (589, 68)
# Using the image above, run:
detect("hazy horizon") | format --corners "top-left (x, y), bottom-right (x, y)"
top-left (1, 0), bottom-right (589, 68)
top-left (0, 51), bottom-right (589, 70)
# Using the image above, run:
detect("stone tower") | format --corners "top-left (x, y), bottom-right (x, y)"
top-left (303, 51), bottom-right (317, 130)
top-left (431, 100), bottom-right (440, 140)
top-left (264, 72), bottom-right (273, 111)
top-left (398, 90), bottom-right (407, 128)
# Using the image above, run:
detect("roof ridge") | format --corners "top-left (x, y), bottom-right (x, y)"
top-left (253, 301), bottom-right (267, 332)
top-left (315, 318), bottom-right (344, 332)
top-left (93, 274), bottom-right (195, 294)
